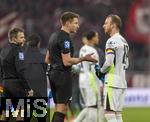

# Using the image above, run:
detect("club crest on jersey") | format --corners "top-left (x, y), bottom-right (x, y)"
top-left (64, 40), bottom-right (70, 49)
top-left (19, 52), bottom-right (24, 60)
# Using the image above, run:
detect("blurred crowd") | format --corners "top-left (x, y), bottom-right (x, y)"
top-left (0, 0), bottom-right (149, 74)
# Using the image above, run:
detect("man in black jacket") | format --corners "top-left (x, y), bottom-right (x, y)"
top-left (24, 34), bottom-right (47, 97)
top-left (0, 28), bottom-right (33, 97)
top-left (24, 34), bottom-right (47, 121)
top-left (0, 28), bottom-right (33, 121)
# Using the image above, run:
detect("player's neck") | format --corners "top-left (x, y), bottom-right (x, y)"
top-left (87, 42), bottom-right (95, 47)
top-left (110, 29), bottom-right (119, 37)
top-left (61, 26), bottom-right (70, 34)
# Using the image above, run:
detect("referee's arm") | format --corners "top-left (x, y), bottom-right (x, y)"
top-left (61, 52), bottom-right (97, 66)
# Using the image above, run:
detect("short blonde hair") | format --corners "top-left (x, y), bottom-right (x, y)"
top-left (107, 14), bottom-right (122, 29)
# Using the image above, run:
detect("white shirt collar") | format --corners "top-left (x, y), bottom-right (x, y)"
top-left (112, 33), bottom-right (120, 38)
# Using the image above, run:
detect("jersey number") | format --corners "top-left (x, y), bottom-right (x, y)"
top-left (122, 45), bottom-right (129, 65)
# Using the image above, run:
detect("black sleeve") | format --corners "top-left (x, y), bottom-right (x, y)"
top-left (48, 32), bottom-right (55, 53)
top-left (59, 38), bottom-right (71, 54)
top-left (15, 49), bottom-right (31, 91)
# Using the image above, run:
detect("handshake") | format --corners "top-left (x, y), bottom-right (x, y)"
top-left (95, 64), bottom-right (105, 84)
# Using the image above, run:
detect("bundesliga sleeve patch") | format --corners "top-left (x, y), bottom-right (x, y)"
top-left (19, 52), bottom-right (24, 60)
top-left (64, 40), bottom-right (70, 49)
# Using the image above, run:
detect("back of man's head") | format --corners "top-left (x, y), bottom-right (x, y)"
top-left (85, 30), bottom-right (97, 41)
top-left (27, 34), bottom-right (41, 47)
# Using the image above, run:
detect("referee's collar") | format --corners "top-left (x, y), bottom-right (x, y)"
top-left (61, 29), bottom-right (70, 36)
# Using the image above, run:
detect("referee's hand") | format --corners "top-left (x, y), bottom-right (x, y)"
top-left (83, 53), bottom-right (98, 63)
top-left (28, 89), bottom-right (33, 97)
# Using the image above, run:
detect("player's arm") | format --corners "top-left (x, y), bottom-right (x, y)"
top-left (101, 48), bottom-right (115, 73)
top-left (101, 39), bottom-right (118, 73)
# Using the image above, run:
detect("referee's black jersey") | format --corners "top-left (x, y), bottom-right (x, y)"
top-left (48, 30), bottom-right (74, 71)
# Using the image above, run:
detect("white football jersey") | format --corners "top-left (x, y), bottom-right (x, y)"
top-left (104, 33), bottom-right (129, 88)
top-left (79, 45), bottom-right (102, 88)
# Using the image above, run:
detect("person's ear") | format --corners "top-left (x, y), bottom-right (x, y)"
top-left (110, 23), bottom-right (114, 29)
top-left (65, 21), bottom-right (70, 27)
top-left (12, 37), bottom-right (16, 42)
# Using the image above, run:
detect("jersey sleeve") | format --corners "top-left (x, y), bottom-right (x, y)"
top-left (60, 38), bottom-right (71, 54)
top-left (101, 39), bottom-right (117, 73)
top-left (105, 39), bottom-right (118, 55)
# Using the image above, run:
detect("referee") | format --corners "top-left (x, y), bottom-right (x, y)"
top-left (45, 12), bottom-right (97, 122)
top-left (0, 28), bottom-right (33, 121)
top-left (0, 28), bottom-right (33, 97)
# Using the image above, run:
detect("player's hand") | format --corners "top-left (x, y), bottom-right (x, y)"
top-left (28, 89), bottom-right (33, 97)
top-left (83, 53), bottom-right (98, 63)
top-left (71, 64), bottom-right (80, 75)
top-left (95, 64), bottom-right (105, 83)
top-left (95, 64), bottom-right (101, 77)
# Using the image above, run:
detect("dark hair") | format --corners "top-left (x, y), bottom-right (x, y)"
top-left (60, 11), bottom-right (79, 25)
top-left (107, 14), bottom-right (122, 29)
top-left (85, 30), bottom-right (97, 41)
top-left (27, 34), bottom-right (41, 47)
top-left (8, 28), bottom-right (24, 40)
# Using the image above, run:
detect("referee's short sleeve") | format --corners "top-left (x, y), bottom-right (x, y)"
top-left (47, 32), bottom-right (55, 51)
top-left (60, 39), bottom-right (71, 54)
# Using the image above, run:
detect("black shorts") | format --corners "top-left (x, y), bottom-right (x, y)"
top-left (49, 70), bottom-right (72, 104)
